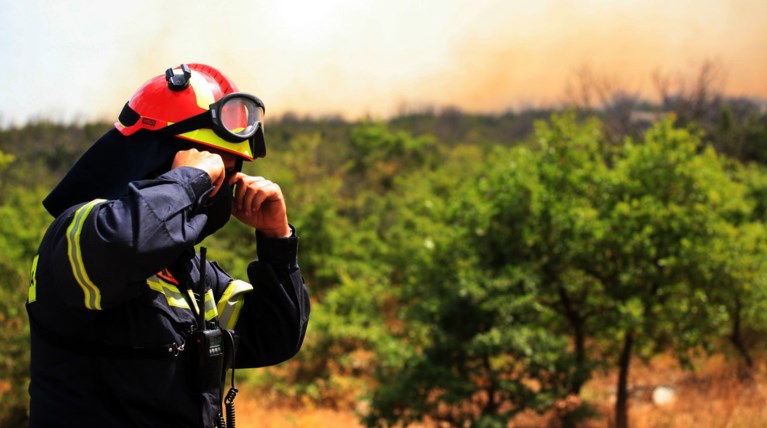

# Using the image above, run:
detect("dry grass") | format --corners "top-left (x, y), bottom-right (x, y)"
top-left (235, 399), bottom-right (363, 428)
top-left (610, 354), bottom-right (767, 428)
top-left (236, 354), bottom-right (767, 427)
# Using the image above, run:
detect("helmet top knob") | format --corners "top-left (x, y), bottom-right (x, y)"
top-left (165, 64), bottom-right (192, 91)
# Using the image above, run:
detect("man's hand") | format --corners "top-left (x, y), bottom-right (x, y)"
top-left (172, 148), bottom-right (226, 196)
top-left (229, 172), bottom-right (291, 238)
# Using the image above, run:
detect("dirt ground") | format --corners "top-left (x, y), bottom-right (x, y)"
top-left (235, 354), bottom-right (767, 428)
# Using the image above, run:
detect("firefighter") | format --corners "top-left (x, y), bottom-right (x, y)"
top-left (26, 64), bottom-right (310, 427)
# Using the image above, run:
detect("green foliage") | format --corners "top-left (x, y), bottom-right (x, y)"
top-left (365, 118), bottom-right (584, 426)
top-left (0, 121), bottom-right (111, 188)
top-left (366, 113), bottom-right (767, 427)
top-left (366, 260), bottom-right (574, 427)
top-left (347, 121), bottom-right (440, 193)
top-left (594, 119), bottom-right (751, 358)
top-left (0, 151), bottom-right (50, 426)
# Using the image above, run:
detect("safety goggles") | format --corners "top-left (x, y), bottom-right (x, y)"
top-left (160, 93), bottom-right (265, 143)
top-left (118, 93), bottom-right (267, 159)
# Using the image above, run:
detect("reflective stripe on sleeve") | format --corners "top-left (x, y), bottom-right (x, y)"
top-left (28, 255), bottom-right (39, 304)
top-left (66, 199), bottom-right (106, 310)
top-left (216, 280), bottom-right (254, 330)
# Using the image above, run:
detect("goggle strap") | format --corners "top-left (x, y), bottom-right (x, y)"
top-left (251, 124), bottom-right (266, 158)
top-left (118, 103), bottom-right (140, 127)
top-left (160, 113), bottom-right (211, 137)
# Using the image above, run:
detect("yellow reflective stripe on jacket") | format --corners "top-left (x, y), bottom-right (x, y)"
top-left (147, 273), bottom-right (251, 327)
top-left (28, 255), bottom-right (39, 304)
top-left (66, 199), bottom-right (106, 310)
top-left (147, 276), bottom-right (218, 322)
top-left (217, 280), bottom-right (254, 330)
top-left (204, 289), bottom-right (218, 321)
top-left (146, 275), bottom-right (191, 309)
top-left (187, 289), bottom-right (200, 314)
top-left (182, 289), bottom-right (213, 319)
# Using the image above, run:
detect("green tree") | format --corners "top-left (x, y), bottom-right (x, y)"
top-left (463, 115), bottom-right (613, 426)
top-left (713, 164), bottom-right (767, 368)
top-left (366, 136), bottom-right (577, 427)
top-left (581, 118), bottom-right (751, 428)
top-left (347, 121), bottom-right (439, 193)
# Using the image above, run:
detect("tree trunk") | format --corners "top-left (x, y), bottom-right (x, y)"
top-left (556, 286), bottom-right (588, 428)
top-left (730, 297), bottom-right (754, 368)
top-left (482, 356), bottom-right (498, 415)
top-left (573, 324), bottom-right (586, 393)
top-left (556, 286), bottom-right (587, 395)
top-left (615, 330), bottom-right (634, 428)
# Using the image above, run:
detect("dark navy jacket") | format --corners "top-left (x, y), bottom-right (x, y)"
top-left (27, 166), bottom-right (310, 427)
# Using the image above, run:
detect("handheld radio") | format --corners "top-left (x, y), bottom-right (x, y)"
top-left (187, 247), bottom-right (225, 393)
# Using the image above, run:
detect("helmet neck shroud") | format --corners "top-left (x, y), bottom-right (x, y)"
top-left (43, 129), bottom-right (187, 217)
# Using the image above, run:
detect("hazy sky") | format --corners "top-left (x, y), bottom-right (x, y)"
top-left (2, 0), bottom-right (766, 125)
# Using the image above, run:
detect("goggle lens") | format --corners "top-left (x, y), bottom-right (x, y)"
top-left (220, 97), bottom-right (263, 139)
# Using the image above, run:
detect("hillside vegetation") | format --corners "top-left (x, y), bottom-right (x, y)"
top-left (2, 79), bottom-right (767, 427)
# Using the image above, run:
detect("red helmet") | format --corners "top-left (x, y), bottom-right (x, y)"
top-left (115, 63), bottom-right (266, 160)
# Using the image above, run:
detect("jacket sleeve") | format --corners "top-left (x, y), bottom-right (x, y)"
top-left (233, 227), bottom-right (311, 368)
top-left (41, 167), bottom-right (215, 310)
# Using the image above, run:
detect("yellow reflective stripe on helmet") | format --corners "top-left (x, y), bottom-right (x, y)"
top-left (216, 280), bottom-right (254, 330)
top-left (28, 255), bottom-right (39, 304)
top-left (177, 128), bottom-right (254, 160)
top-left (189, 73), bottom-right (215, 111)
top-left (146, 275), bottom-right (191, 309)
top-left (66, 199), bottom-right (106, 310)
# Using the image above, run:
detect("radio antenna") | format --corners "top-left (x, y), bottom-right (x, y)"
top-left (197, 247), bottom-right (207, 329)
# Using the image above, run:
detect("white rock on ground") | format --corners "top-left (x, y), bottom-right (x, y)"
top-left (651, 385), bottom-right (676, 406)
